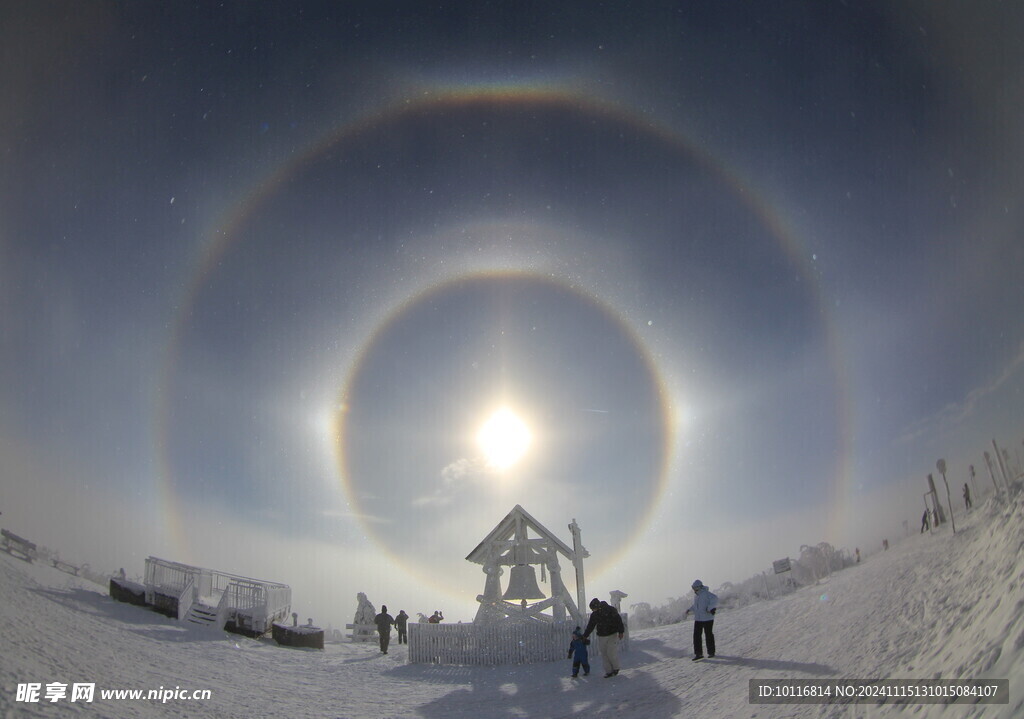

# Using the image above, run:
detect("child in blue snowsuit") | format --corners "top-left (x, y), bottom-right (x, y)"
top-left (567, 626), bottom-right (590, 678)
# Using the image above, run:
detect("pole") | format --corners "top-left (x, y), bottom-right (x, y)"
top-left (569, 519), bottom-right (587, 626)
top-left (937, 459), bottom-right (956, 534)
top-left (927, 474), bottom-right (945, 524)
top-left (1004, 448), bottom-right (1018, 483)
top-left (993, 440), bottom-right (1011, 488)
top-left (984, 452), bottom-right (1000, 493)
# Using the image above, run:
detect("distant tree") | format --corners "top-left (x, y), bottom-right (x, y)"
top-left (630, 535), bottom-right (863, 622)
top-left (629, 602), bottom-right (654, 628)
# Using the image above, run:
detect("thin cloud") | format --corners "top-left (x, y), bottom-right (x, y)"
top-left (410, 494), bottom-right (453, 508)
top-left (411, 456), bottom-right (490, 507)
top-left (897, 343), bottom-right (1024, 444)
top-left (441, 457), bottom-right (478, 485)
top-left (319, 507), bottom-right (391, 524)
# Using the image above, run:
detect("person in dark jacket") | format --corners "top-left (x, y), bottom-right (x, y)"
top-left (566, 626), bottom-right (590, 678)
top-left (582, 598), bottom-right (625, 678)
top-left (395, 610), bottom-right (409, 644)
top-left (374, 605), bottom-right (395, 654)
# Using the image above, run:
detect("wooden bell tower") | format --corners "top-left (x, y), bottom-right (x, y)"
top-left (466, 505), bottom-right (589, 625)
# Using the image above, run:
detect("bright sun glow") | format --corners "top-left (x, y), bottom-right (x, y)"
top-left (477, 408), bottom-right (532, 470)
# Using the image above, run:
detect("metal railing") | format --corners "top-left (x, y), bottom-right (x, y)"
top-left (221, 579), bottom-right (265, 611)
top-left (144, 557), bottom-right (290, 632)
top-left (145, 558), bottom-right (194, 605)
top-left (178, 576), bottom-right (197, 622)
top-left (214, 588), bottom-right (231, 629)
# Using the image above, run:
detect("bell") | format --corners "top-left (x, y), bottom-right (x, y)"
top-left (502, 565), bottom-right (545, 600)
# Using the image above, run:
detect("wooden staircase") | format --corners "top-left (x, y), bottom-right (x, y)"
top-left (184, 600), bottom-right (222, 629)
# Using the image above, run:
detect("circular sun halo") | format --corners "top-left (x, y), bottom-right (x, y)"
top-left (477, 408), bottom-right (532, 471)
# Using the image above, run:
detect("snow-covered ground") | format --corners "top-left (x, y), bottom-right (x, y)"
top-left (1, 490), bottom-right (1021, 718)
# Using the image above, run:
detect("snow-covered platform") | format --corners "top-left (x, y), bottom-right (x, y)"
top-left (116, 556), bottom-right (293, 637)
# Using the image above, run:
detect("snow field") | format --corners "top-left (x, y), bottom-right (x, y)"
top-left (1, 489), bottom-right (1021, 718)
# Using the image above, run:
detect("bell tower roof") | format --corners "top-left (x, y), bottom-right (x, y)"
top-left (465, 504), bottom-right (574, 564)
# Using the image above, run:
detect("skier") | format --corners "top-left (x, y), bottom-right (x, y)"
top-left (582, 598), bottom-right (625, 678)
top-left (566, 626), bottom-right (590, 678)
top-left (374, 605), bottom-right (395, 654)
top-left (685, 580), bottom-right (718, 661)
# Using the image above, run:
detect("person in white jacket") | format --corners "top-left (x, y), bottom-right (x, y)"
top-left (686, 579), bottom-right (718, 661)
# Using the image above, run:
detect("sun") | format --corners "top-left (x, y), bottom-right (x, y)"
top-left (477, 408), bottom-right (532, 470)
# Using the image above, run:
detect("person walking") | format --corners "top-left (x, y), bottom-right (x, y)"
top-left (921, 509), bottom-right (930, 533)
top-left (581, 598), bottom-right (625, 678)
top-left (374, 605), bottom-right (395, 654)
top-left (686, 580), bottom-right (718, 661)
top-left (963, 483), bottom-right (972, 510)
top-left (395, 610), bottom-right (409, 644)
top-left (566, 626), bottom-right (591, 678)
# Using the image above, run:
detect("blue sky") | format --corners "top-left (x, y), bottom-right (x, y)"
top-left (2, 2), bottom-right (1022, 624)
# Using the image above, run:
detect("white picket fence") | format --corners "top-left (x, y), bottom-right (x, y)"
top-left (408, 622), bottom-right (576, 666)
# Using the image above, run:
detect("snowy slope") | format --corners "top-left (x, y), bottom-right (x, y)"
top-left (1, 490), bottom-right (1021, 718)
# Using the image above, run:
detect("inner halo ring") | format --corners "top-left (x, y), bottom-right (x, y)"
top-left (333, 268), bottom-right (676, 593)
